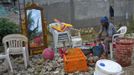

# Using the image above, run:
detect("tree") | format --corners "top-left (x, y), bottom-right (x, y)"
top-left (0, 18), bottom-right (19, 46)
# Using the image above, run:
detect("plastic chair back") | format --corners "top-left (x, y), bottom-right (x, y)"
top-left (112, 26), bottom-right (127, 42)
top-left (117, 26), bottom-right (127, 36)
top-left (2, 34), bottom-right (28, 54)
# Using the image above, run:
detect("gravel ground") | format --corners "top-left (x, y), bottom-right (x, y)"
top-left (0, 52), bottom-right (134, 75)
top-left (0, 54), bottom-right (94, 75)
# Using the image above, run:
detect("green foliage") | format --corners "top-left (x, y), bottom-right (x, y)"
top-left (0, 18), bottom-right (19, 46)
top-left (127, 20), bottom-right (134, 34)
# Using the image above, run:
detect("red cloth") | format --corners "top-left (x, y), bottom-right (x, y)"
top-left (58, 48), bottom-right (66, 58)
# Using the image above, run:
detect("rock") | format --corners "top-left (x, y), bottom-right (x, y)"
top-left (75, 71), bottom-right (79, 73)
top-left (48, 63), bottom-right (53, 67)
top-left (36, 60), bottom-right (43, 65)
top-left (74, 71), bottom-right (79, 74)
top-left (60, 63), bottom-right (64, 66)
top-left (29, 62), bottom-right (33, 67)
top-left (20, 71), bottom-right (27, 75)
top-left (39, 70), bottom-right (43, 75)
top-left (48, 67), bottom-right (52, 71)
top-left (53, 70), bottom-right (59, 74)
top-left (0, 63), bottom-right (8, 73)
top-left (7, 71), bottom-right (14, 75)
top-left (34, 71), bottom-right (38, 75)
top-left (57, 63), bottom-right (61, 67)
top-left (94, 56), bottom-right (99, 62)
top-left (56, 67), bottom-right (61, 72)
top-left (54, 57), bottom-right (59, 60)
top-left (52, 66), bottom-right (57, 71)
top-left (64, 73), bottom-right (68, 75)
top-left (37, 69), bottom-right (41, 73)
top-left (60, 69), bottom-right (65, 75)
top-left (68, 73), bottom-right (73, 75)
top-left (17, 73), bottom-right (21, 75)
top-left (57, 58), bottom-right (63, 63)
top-left (44, 71), bottom-right (50, 75)
top-left (28, 68), bottom-right (34, 73)
top-left (87, 57), bottom-right (90, 61)
top-left (3, 73), bottom-right (9, 75)
top-left (89, 66), bottom-right (94, 71)
top-left (45, 66), bottom-right (50, 70)
top-left (79, 73), bottom-right (85, 75)
top-left (35, 65), bottom-right (42, 72)
top-left (84, 72), bottom-right (89, 75)
top-left (17, 65), bottom-right (25, 70)
top-left (14, 70), bottom-right (18, 74)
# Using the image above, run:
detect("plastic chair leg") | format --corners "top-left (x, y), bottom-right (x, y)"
top-left (109, 43), bottom-right (113, 60)
top-left (53, 35), bottom-right (58, 49)
top-left (23, 50), bottom-right (27, 68)
top-left (26, 48), bottom-right (29, 65)
top-left (6, 55), bottom-right (13, 72)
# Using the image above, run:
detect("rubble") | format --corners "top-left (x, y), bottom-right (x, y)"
top-left (0, 54), bottom-right (94, 75)
top-left (0, 52), bottom-right (133, 75)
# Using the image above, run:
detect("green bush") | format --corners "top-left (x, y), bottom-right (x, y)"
top-left (0, 18), bottom-right (19, 46)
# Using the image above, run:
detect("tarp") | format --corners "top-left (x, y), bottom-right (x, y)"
top-left (0, 5), bottom-right (9, 17)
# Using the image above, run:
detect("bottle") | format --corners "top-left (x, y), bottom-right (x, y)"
top-left (89, 53), bottom-right (95, 67)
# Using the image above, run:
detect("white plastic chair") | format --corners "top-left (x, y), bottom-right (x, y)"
top-left (110, 26), bottom-right (127, 59)
top-left (69, 28), bottom-right (82, 47)
top-left (48, 23), bottom-right (71, 49)
top-left (112, 26), bottom-right (127, 41)
top-left (2, 34), bottom-right (29, 72)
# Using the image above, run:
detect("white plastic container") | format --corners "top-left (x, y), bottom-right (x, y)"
top-left (94, 59), bottom-right (123, 75)
top-left (71, 37), bottom-right (82, 47)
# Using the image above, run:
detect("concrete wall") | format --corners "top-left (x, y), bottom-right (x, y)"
top-left (73, 0), bottom-right (109, 28)
top-left (114, 0), bottom-right (134, 25)
top-left (37, 0), bottom-right (133, 28)
top-left (3, 0), bottom-right (134, 28)
top-left (30, 0), bottom-right (110, 28)
top-left (43, 0), bottom-right (71, 24)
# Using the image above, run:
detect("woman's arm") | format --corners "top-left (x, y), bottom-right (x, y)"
top-left (98, 26), bottom-right (104, 38)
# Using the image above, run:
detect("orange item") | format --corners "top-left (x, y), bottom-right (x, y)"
top-left (63, 48), bottom-right (88, 73)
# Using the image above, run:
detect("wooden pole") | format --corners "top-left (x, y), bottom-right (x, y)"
top-left (18, 0), bottom-right (22, 32)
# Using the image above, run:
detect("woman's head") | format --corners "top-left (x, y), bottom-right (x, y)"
top-left (100, 16), bottom-right (109, 27)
